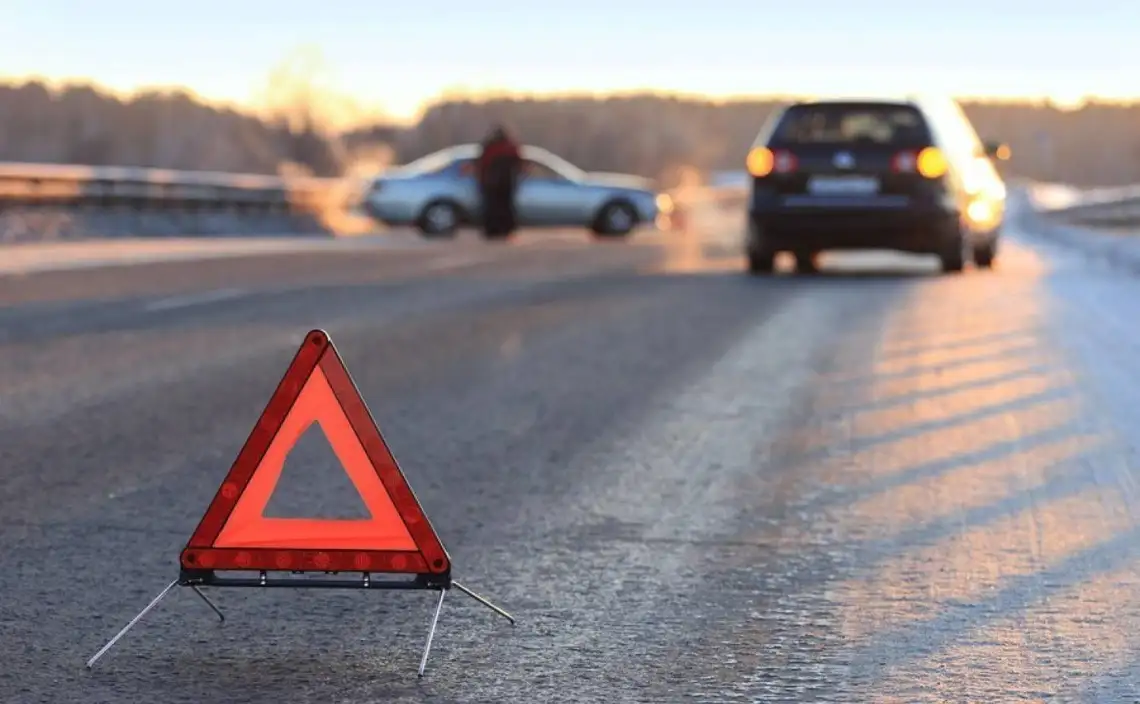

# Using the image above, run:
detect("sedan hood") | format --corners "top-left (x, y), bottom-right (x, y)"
top-left (374, 168), bottom-right (416, 180)
top-left (583, 172), bottom-right (657, 192)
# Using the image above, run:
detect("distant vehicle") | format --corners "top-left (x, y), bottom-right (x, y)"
top-left (743, 95), bottom-right (1009, 274)
top-left (362, 144), bottom-right (670, 239)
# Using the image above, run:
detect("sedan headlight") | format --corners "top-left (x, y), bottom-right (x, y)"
top-left (655, 193), bottom-right (674, 214)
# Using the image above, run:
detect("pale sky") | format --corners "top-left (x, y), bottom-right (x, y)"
top-left (2, 0), bottom-right (1137, 123)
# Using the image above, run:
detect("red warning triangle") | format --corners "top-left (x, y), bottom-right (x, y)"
top-left (180, 330), bottom-right (450, 578)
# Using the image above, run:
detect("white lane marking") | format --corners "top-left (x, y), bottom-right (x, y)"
top-left (140, 252), bottom-right (487, 313)
top-left (144, 288), bottom-right (248, 312)
top-left (422, 254), bottom-right (494, 271)
top-left (0, 234), bottom-right (423, 277)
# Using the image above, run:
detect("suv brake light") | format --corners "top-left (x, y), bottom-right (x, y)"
top-left (891, 151), bottom-right (917, 172)
top-left (773, 150), bottom-right (798, 173)
top-left (747, 147), bottom-right (797, 177)
top-left (892, 147), bottom-right (948, 178)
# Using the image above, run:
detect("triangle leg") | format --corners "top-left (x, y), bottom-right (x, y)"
top-left (86, 579), bottom-right (179, 669)
top-left (190, 586), bottom-right (225, 623)
top-left (452, 580), bottom-right (516, 625)
top-left (417, 587), bottom-right (448, 678)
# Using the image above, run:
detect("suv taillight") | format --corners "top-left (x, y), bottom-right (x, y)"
top-left (773, 150), bottom-right (798, 174)
top-left (891, 151), bottom-right (917, 173)
top-left (892, 147), bottom-right (948, 178)
top-left (747, 147), bottom-right (798, 177)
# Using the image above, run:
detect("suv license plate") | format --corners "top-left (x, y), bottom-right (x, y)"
top-left (807, 176), bottom-right (880, 196)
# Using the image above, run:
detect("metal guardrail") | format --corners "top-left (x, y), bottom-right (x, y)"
top-left (0, 160), bottom-right (1134, 230)
top-left (0, 161), bottom-right (348, 217)
top-left (1025, 180), bottom-right (1140, 228)
top-left (695, 173), bottom-right (1140, 229)
top-left (0, 160), bottom-right (745, 230)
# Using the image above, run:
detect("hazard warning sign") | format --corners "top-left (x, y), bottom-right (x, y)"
top-left (87, 329), bottom-right (514, 676)
top-left (180, 329), bottom-right (449, 577)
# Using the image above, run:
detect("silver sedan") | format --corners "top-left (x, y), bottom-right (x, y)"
top-left (361, 144), bottom-right (672, 239)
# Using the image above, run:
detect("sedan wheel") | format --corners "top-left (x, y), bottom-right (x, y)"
top-left (592, 201), bottom-right (637, 239)
top-left (418, 202), bottom-right (460, 237)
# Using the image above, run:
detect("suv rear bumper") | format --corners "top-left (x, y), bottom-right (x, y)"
top-left (749, 203), bottom-right (960, 254)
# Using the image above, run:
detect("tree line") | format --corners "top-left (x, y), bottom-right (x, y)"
top-left (3, 80), bottom-right (1139, 188)
top-left (0, 81), bottom-right (344, 177)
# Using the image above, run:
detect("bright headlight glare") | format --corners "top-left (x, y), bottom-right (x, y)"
top-left (967, 199), bottom-right (991, 223)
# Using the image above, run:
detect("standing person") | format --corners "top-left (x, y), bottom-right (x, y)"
top-left (475, 124), bottom-right (523, 239)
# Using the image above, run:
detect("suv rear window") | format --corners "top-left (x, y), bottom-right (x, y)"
top-left (769, 103), bottom-right (932, 147)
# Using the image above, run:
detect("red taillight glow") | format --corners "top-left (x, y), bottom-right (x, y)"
top-left (747, 148), bottom-right (798, 177)
top-left (893, 147), bottom-right (948, 178)
top-left (891, 151), bottom-right (918, 173)
top-left (773, 150), bottom-right (798, 173)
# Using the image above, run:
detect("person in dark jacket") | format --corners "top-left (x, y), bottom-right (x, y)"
top-left (474, 124), bottom-right (523, 239)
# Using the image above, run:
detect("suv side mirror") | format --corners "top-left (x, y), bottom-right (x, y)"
top-left (982, 141), bottom-right (1011, 161)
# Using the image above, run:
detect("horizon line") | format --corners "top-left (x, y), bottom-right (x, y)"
top-left (4, 74), bottom-right (1140, 129)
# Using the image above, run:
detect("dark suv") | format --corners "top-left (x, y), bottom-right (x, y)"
top-left (744, 96), bottom-right (1008, 274)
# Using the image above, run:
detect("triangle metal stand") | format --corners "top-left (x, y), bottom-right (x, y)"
top-left (85, 571), bottom-right (515, 677)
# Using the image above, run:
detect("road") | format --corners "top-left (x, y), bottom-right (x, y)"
top-left (2, 206), bottom-right (1140, 703)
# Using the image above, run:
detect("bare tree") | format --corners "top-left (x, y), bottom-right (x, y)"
top-left (253, 46), bottom-right (349, 177)
top-left (3, 74), bottom-right (1140, 188)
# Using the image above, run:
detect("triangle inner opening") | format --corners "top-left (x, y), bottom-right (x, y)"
top-left (262, 421), bottom-right (373, 520)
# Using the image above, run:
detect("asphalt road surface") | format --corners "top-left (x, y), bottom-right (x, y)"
top-left (3, 209), bottom-right (1140, 703)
